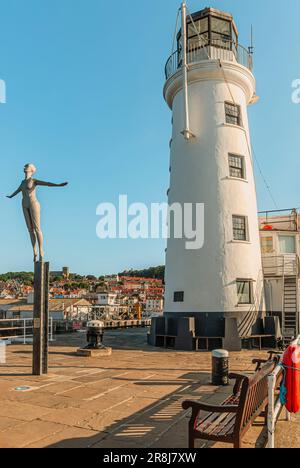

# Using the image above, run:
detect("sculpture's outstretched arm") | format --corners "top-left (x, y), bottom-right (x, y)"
top-left (35, 180), bottom-right (68, 188)
top-left (6, 185), bottom-right (22, 199)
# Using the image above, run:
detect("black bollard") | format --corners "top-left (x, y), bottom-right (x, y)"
top-left (212, 349), bottom-right (229, 386)
top-left (85, 321), bottom-right (105, 349)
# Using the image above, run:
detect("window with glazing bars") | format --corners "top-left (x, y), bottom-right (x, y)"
top-left (174, 291), bottom-right (184, 303)
top-left (261, 236), bottom-right (274, 254)
top-left (229, 154), bottom-right (245, 179)
top-left (225, 102), bottom-right (242, 126)
top-left (237, 280), bottom-right (253, 305)
top-left (233, 215), bottom-right (247, 241)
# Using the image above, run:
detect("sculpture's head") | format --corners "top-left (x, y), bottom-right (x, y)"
top-left (24, 163), bottom-right (37, 177)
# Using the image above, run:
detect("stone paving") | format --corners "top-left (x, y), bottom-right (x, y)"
top-left (0, 329), bottom-right (298, 448)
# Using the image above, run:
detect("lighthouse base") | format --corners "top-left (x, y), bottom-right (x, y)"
top-left (147, 312), bottom-right (281, 352)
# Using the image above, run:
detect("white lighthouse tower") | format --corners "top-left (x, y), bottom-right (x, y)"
top-left (162, 4), bottom-right (265, 349)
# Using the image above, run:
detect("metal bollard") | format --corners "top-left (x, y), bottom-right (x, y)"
top-left (85, 320), bottom-right (105, 350)
top-left (212, 349), bottom-right (229, 386)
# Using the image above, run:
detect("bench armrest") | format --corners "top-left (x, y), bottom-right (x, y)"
top-left (229, 373), bottom-right (247, 395)
top-left (252, 358), bottom-right (268, 372)
top-left (252, 353), bottom-right (281, 372)
top-left (182, 400), bottom-right (238, 414)
top-left (267, 351), bottom-right (281, 360)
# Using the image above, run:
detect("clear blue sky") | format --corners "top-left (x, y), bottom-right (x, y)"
top-left (0, 0), bottom-right (299, 276)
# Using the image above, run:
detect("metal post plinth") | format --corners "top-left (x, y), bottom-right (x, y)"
top-left (32, 261), bottom-right (50, 376)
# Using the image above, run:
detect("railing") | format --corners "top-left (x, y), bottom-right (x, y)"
top-left (262, 255), bottom-right (299, 277)
top-left (267, 358), bottom-right (290, 449)
top-left (259, 208), bottom-right (298, 232)
top-left (267, 335), bottom-right (300, 448)
top-left (0, 317), bottom-right (54, 344)
top-left (165, 39), bottom-right (253, 80)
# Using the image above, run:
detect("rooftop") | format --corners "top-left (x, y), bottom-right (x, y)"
top-left (259, 208), bottom-right (300, 232)
top-left (0, 298), bottom-right (93, 313)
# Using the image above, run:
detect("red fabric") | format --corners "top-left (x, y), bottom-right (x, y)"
top-left (283, 344), bottom-right (300, 414)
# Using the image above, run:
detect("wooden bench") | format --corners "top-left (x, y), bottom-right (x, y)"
top-left (182, 359), bottom-right (277, 448)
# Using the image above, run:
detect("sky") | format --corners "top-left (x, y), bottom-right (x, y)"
top-left (0, 0), bottom-right (299, 276)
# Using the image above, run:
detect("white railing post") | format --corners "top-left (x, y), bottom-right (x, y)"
top-left (50, 317), bottom-right (54, 342)
top-left (268, 339), bottom-right (299, 448)
top-left (268, 373), bottom-right (276, 449)
top-left (23, 319), bottom-right (26, 345)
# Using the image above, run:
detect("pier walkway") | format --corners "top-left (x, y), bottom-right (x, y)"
top-left (0, 329), bottom-right (298, 448)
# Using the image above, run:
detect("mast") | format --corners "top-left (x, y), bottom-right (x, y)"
top-left (181, 1), bottom-right (193, 140)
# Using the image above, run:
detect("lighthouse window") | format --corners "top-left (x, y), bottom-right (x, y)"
top-left (211, 18), bottom-right (231, 48)
top-left (237, 281), bottom-right (253, 305)
top-left (187, 17), bottom-right (209, 51)
top-left (188, 17), bottom-right (209, 38)
top-left (233, 215), bottom-right (248, 241)
top-left (174, 291), bottom-right (184, 303)
top-left (188, 34), bottom-right (209, 51)
top-left (211, 17), bottom-right (231, 36)
top-left (229, 154), bottom-right (245, 179)
top-left (225, 102), bottom-right (242, 126)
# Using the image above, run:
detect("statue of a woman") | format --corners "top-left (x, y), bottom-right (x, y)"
top-left (7, 164), bottom-right (68, 262)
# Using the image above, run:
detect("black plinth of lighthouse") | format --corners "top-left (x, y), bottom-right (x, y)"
top-left (148, 311), bottom-right (281, 352)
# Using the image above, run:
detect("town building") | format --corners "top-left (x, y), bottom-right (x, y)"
top-left (145, 298), bottom-right (164, 316)
top-left (260, 209), bottom-right (300, 344)
top-left (1, 298), bottom-right (93, 321)
top-left (50, 266), bottom-right (70, 279)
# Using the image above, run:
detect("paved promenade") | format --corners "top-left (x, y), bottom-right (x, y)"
top-left (0, 329), bottom-right (298, 448)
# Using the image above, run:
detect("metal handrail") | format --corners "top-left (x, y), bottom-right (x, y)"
top-left (259, 208), bottom-right (298, 232)
top-left (0, 317), bottom-right (53, 344)
top-left (262, 255), bottom-right (298, 277)
top-left (165, 39), bottom-right (253, 80)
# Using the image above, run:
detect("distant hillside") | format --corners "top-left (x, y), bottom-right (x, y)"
top-left (0, 272), bottom-right (34, 285)
top-left (119, 266), bottom-right (165, 281)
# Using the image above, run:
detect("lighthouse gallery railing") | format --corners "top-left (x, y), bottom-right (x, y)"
top-left (165, 39), bottom-right (253, 80)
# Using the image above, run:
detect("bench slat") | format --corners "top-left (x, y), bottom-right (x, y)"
top-left (196, 394), bottom-right (239, 433)
top-left (215, 414), bottom-right (237, 437)
top-left (200, 412), bottom-right (232, 435)
top-left (207, 413), bottom-right (236, 437)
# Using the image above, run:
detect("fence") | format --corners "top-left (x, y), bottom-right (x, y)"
top-left (262, 254), bottom-right (299, 277)
top-left (165, 39), bottom-right (253, 80)
top-left (0, 317), bottom-right (54, 344)
top-left (267, 335), bottom-right (300, 448)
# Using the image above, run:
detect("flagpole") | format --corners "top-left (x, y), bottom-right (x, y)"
top-left (181, 1), bottom-right (193, 140)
